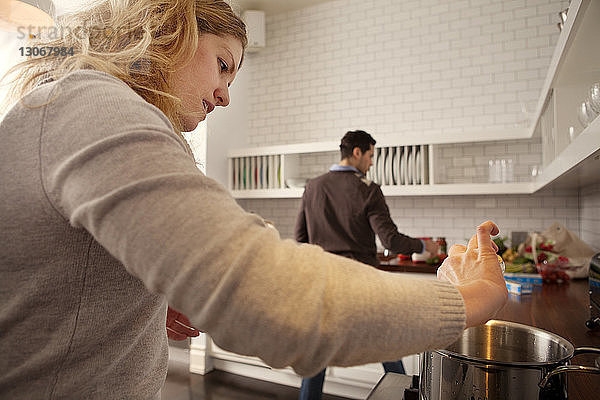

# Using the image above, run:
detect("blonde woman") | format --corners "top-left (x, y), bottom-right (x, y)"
top-left (0, 0), bottom-right (507, 398)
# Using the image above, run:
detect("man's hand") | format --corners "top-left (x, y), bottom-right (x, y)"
top-left (437, 221), bottom-right (508, 327)
top-left (166, 307), bottom-right (200, 340)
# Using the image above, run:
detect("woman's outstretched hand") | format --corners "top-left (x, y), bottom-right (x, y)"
top-left (166, 306), bottom-right (200, 340)
top-left (437, 220), bottom-right (508, 328)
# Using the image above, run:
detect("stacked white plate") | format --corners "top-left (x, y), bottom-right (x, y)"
top-left (367, 145), bottom-right (428, 186)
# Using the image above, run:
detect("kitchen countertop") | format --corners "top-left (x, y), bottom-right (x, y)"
top-left (376, 257), bottom-right (439, 274)
top-left (375, 264), bottom-right (600, 399)
top-left (495, 280), bottom-right (600, 400)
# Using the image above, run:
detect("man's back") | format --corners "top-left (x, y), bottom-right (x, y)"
top-left (295, 170), bottom-right (379, 265)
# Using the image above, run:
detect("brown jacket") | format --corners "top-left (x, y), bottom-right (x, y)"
top-left (295, 170), bottom-right (423, 266)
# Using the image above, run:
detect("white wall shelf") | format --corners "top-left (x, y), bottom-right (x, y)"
top-left (383, 182), bottom-right (534, 196)
top-left (533, 114), bottom-right (600, 191)
top-left (231, 183), bottom-right (535, 199)
top-left (230, 188), bottom-right (305, 199)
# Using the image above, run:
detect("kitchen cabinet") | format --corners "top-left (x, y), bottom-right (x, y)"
top-left (528, 0), bottom-right (600, 192)
top-left (190, 336), bottom-right (421, 400)
top-left (227, 0), bottom-right (599, 199)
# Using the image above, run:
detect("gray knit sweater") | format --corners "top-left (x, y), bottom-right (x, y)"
top-left (0, 70), bottom-right (465, 399)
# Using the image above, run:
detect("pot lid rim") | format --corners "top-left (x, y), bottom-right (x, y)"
top-left (433, 348), bottom-right (573, 367)
top-left (434, 320), bottom-right (575, 366)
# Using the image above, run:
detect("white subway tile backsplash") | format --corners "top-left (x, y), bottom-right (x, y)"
top-left (239, 189), bottom-right (584, 250)
top-left (497, 198), bottom-right (519, 208)
top-left (542, 197), bottom-right (567, 208)
top-left (475, 198), bottom-right (497, 208)
top-left (508, 208), bottom-right (531, 217)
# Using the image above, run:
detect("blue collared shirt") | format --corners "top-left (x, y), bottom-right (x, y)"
top-left (329, 164), bottom-right (364, 177)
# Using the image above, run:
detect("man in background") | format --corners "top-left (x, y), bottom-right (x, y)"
top-left (295, 130), bottom-right (438, 400)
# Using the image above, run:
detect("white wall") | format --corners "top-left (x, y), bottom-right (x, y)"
top-left (205, 65), bottom-right (250, 186)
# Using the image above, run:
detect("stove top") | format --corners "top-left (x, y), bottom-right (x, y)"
top-left (366, 373), bottom-right (419, 400)
top-left (587, 253), bottom-right (600, 330)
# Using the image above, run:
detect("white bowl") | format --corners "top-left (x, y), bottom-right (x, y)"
top-left (412, 251), bottom-right (431, 263)
top-left (286, 178), bottom-right (307, 188)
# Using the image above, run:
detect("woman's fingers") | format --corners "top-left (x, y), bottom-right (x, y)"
top-left (448, 244), bottom-right (467, 256)
top-left (167, 327), bottom-right (188, 341)
top-left (467, 234), bottom-right (477, 250)
top-left (467, 233), bottom-right (500, 253)
top-left (467, 221), bottom-right (500, 255)
top-left (166, 307), bottom-right (200, 338)
top-left (476, 221), bottom-right (499, 256)
top-left (168, 316), bottom-right (200, 337)
top-left (172, 319), bottom-right (200, 337)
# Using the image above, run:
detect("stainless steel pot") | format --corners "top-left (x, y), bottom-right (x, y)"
top-left (419, 320), bottom-right (600, 400)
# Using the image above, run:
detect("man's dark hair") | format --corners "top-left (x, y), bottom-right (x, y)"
top-left (340, 130), bottom-right (376, 159)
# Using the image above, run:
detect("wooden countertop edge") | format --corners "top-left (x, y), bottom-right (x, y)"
top-left (375, 263), bottom-right (439, 274)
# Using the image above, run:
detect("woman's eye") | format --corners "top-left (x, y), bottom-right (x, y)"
top-left (219, 58), bottom-right (229, 73)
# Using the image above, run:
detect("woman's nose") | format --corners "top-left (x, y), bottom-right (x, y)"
top-left (215, 86), bottom-right (230, 107)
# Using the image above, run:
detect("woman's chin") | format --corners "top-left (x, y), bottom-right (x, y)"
top-left (181, 115), bottom-right (206, 132)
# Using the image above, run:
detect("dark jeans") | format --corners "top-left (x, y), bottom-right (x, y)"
top-left (298, 360), bottom-right (405, 400)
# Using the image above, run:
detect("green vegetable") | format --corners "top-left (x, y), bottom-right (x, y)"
top-left (493, 236), bottom-right (508, 255)
top-left (426, 256), bottom-right (440, 265)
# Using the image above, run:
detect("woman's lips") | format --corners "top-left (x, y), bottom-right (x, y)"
top-left (202, 100), bottom-right (215, 114)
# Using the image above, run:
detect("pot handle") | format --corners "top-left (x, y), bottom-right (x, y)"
top-left (539, 365), bottom-right (600, 388)
top-left (573, 346), bottom-right (600, 356)
top-left (539, 347), bottom-right (600, 388)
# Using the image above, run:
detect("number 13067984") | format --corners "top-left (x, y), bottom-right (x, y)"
top-left (19, 47), bottom-right (74, 57)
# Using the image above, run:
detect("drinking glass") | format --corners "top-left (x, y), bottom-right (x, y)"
top-left (578, 100), bottom-right (598, 128)
top-left (590, 82), bottom-right (600, 114)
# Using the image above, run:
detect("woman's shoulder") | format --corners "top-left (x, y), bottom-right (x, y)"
top-left (53, 69), bottom-right (140, 102)
top-left (41, 69), bottom-right (174, 131)
top-left (60, 69), bottom-right (129, 85)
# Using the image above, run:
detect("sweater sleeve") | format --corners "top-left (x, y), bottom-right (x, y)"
top-left (40, 71), bottom-right (465, 377)
top-left (366, 185), bottom-right (423, 255)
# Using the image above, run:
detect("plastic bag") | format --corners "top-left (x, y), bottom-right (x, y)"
top-left (518, 223), bottom-right (595, 279)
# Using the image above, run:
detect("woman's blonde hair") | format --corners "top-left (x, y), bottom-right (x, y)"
top-left (4, 0), bottom-right (247, 133)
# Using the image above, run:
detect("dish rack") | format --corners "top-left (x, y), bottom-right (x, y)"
top-left (227, 143), bottom-right (431, 194)
top-left (366, 145), bottom-right (429, 186)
